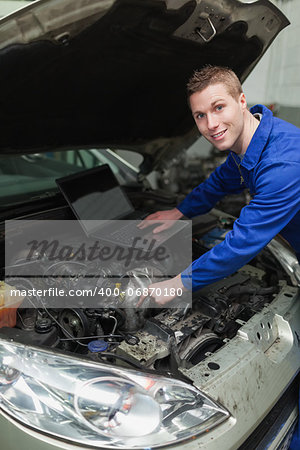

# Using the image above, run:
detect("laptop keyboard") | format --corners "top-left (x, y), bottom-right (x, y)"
top-left (108, 221), bottom-right (156, 246)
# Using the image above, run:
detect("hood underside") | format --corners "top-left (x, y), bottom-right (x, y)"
top-left (0, 0), bottom-right (289, 171)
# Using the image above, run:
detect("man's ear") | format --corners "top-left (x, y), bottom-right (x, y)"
top-left (239, 92), bottom-right (247, 111)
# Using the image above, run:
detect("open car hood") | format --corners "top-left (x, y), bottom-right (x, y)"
top-left (0, 0), bottom-right (289, 173)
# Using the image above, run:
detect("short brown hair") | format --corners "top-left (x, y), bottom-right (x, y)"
top-left (187, 66), bottom-right (243, 100)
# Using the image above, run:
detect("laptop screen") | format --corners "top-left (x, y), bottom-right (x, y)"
top-left (56, 164), bottom-right (134, 234)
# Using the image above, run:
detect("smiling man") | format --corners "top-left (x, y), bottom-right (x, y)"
top-left (138, 65), bottom-right (300, 306)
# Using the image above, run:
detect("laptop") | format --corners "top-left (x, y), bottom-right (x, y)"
top-left (56, 164), bottom-right (188, 250)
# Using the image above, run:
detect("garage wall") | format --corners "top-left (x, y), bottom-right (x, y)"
top-left (243, 0), bottom-right (300, 126)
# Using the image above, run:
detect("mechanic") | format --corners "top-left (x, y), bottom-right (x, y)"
top-left (138, 65), bottom-right (300, 306)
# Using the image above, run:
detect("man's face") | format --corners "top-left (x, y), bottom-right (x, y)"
top-left (189, 83), bottom-right (247, 153)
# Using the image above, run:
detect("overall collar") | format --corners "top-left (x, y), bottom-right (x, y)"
top-left (235, 104), bottom-right (273, 170)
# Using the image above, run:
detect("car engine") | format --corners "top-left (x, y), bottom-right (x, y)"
top-left (0, 211), bottom-right (291, 377)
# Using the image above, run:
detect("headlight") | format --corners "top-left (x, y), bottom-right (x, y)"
top-left (0, 339), bottom-right (229, 448)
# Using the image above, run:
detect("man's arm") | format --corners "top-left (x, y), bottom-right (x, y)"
top-left (177, 153), bottom-right (245, 218)
top-left (141, 160), bottom-right (300, 304)
top-left (182, 160), bottom-right (300, 290)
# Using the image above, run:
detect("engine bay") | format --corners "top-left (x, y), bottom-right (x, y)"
top-left (0, 205), bottom-right (290, 378)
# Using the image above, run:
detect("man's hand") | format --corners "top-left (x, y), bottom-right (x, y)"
top-left (137, 274), bottom-right (187, 307)
top-left (138, 208), bottom-right (183, 234)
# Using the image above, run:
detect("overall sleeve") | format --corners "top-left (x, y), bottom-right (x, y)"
top-left (181, 160), bottom-right (300, 291)
top-left (177, 153), bottom-right (245, 218)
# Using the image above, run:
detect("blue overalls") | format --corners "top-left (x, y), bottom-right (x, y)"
top-left (178, 105), bottom-right (300, 291)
